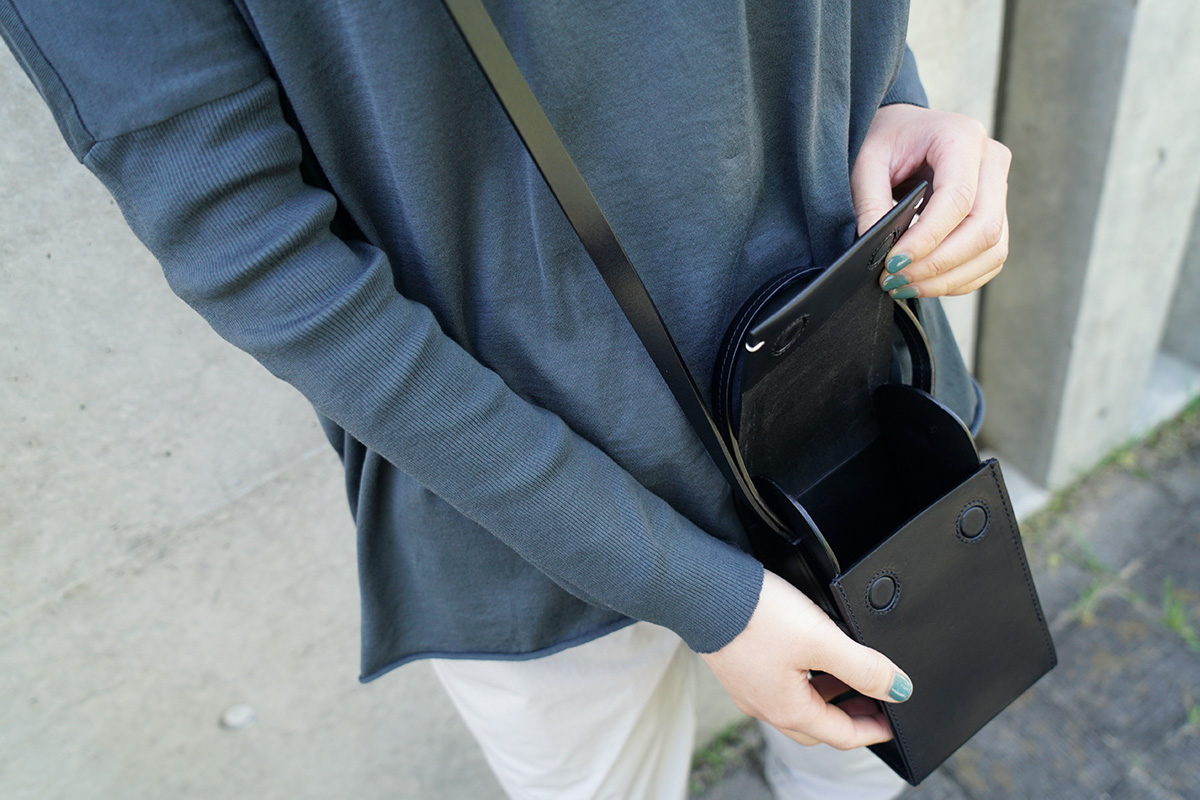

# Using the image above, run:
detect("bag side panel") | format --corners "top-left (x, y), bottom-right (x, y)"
top-left (832, 459), bottom-right (1056, 784)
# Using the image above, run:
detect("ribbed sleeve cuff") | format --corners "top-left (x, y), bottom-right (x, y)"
top-left (675, 551), bottom-right (763, 654)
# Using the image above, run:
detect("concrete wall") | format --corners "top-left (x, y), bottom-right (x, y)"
top-left (1163, 201), bottom-right (1200, 367)
top-left (980, 0), bottom-right (1200, 487)
top-left (906, 0), bottom-right (1007, 371)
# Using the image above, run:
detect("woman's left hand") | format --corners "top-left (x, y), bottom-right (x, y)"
top-left (851, 103), bottom-right (1011, 300)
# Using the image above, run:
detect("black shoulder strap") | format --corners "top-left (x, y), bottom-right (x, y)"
top-left (441, 0), bottom-right (936, 539)
top-left (441, 0), bottom-right (789, 532)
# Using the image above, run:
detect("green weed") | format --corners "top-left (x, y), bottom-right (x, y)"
top-left (1161, 578), bottom-right (1200, 653)
top-left (688, 720), bottom-right (755, 795)
top-left (1069, 577), bottom-right (1109, 626)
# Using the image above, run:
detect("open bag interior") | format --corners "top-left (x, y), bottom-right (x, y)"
top-left (733, 278), bottom-right (981, 582)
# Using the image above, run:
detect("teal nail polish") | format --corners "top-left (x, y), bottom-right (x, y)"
top-left (886, 253), bottom-right (912, 274)
top-left (889, 672), bottom-right (913, 703)
top-left (881, 274), bottom-right (910, 292)
top-left (891, 285), bottom-right (919, 300)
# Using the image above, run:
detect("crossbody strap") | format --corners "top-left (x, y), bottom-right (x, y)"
top-left (441, 0), bottom-right (790, 533)
top-left (441, 0), bottom-right (938, 541)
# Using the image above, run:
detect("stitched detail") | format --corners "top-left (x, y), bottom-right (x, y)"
top-left (955, 499), bottom-right (990, 544)
top-left (86, 75), bottom-right (274, 153)
top-left (834, 581), bottom-right (864, 644)
top-left (988, 462), bottom-right (1056, 663)
top-left (834, 580), bottom-right (917, 776)
top-left (863, 570), bottom-right (900, 615)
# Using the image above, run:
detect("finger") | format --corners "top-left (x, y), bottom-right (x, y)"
top-left (812, 675), bottom-right (887, 724)
top-left (887, 120), bottom-right (988, 267)
top-left (808, 633), bottom-right (913, 707)
top-left (913, 236), bottom-right (1006, 298)
top-left (886, 214), bottom-right (1007, 296)
top-left (834, 695), bottom-right (886, 719)
top-left (948, 263), bottom-right (1004, 296)
top-left (763, 671), bottom-right (895, 750)
top-left (809, 671), bottom-right (853, 703)
top-left (773, 711), bottom-right (893, 750)
top-left (774, 698), bottom-right (895, 750)
top-left (850, 141), bottom-right (898, 236)
top-left (889, 217), bottom-right (1007, 300)
top-left (881, 141), bottom-right (1009, 291)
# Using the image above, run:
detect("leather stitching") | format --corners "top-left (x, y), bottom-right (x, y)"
top-left (988, 462), bottom-right (1056, 663)
top-left (834, 580), bottom-right (917, 780)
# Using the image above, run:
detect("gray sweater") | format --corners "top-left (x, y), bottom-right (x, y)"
top-left (1, 0), bottom-right (971, 681)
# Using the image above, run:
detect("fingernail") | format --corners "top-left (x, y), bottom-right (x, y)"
top-left (881, 274), bottom-right (910, 292)
top-left (891, 285), bottom-right (919, 301)
top-left (886, 253), bottom-right (912, 274)
top-left (889, 672), bottom-right (913, 703)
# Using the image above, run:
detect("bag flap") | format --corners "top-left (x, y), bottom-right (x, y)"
top-left (713, 185), bottom-right (926, 498)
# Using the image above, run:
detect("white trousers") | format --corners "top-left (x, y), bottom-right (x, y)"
top-left (430, 621), bottom-right (907, 800)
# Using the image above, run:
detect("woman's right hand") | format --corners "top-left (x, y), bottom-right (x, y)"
top-left (699, 570), bottom-right (913, 748)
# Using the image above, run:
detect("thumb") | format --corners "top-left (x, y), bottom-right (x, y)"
top-left (813, 635), bottom-right (913, 705)
top-left (850, 145), bottom-right (897, 236)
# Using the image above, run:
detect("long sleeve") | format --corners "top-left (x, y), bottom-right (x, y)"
top-left (5, 0), bottom-right (937, 672)
top-left (0, 0), bottom-right (764, 654)
top-left (881, 45), bottom-right (929, 109)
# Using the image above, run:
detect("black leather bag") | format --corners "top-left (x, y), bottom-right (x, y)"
top-left (441, 0), bottom-right (1057, 784)
top-left (711, 185), bottom-right (1057, 783)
